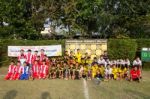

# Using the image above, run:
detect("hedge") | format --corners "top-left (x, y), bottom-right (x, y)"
top-left (108, 39), bottom-right (137, 61)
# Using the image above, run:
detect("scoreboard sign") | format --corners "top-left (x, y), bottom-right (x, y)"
top-left (141, 48), bottom-right (150, 62)
top-left (65, 39), bottom-right (107, 59)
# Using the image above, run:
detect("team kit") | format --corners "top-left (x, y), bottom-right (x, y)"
top-left (4, 49), bottom-right (142, 82)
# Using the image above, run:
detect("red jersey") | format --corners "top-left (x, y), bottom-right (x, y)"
top-left (32, 54), bottom-right (38, 64)
top-left (14, 66), bottom-right (21, 74)
top-left (45, 58), bottom-right (50, 66)
top-left (130, 69), bottom-right (140, 79)
top-left (40, 65), bottom-right (48, 74)
top-left (32, 64), bottom-right (40, 73)
top-left (8, 65), bottom-right (15, 73)
top-left (40, 53), bottom-right (45, 61)
top-left (26, 53), bottom-right (33, 64)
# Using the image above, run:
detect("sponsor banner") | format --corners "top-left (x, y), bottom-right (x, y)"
top-left (8, 45), bottom-right (62, 57)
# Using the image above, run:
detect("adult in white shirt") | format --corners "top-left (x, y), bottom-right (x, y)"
top-left (133, 57), bottom-right (142, 68)
top-left (133, 57), bottom-right (142, 66)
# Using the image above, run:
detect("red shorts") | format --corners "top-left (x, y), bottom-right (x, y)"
top-left (33, 72), bottom-right (39, 79)
top-left (12, 73), bottom-right (20, 80)
top-left (5, 73), bottom-right (13, 80)
top-left (40, 73), bottom-right (46, 79)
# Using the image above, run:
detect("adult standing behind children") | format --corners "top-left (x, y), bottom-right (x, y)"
top-left (133, 57), bottom-right (142, 69)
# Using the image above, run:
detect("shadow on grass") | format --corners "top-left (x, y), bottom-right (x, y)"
top-left (124, 89), bottom-right (150, 99)
top-left (3, 90), bottom-right (17, 99)
top-left (41, 92), bottom-right (51, 99)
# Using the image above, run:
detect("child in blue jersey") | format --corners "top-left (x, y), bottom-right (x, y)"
top-left (20, 62), bottom-right (30, 80)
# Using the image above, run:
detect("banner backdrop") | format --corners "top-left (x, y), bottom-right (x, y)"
top-left (8, 45), bottom-right (62, 57)
top-left (65, 39), bottom-right (107, 59)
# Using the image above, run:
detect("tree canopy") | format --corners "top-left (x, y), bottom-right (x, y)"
top-left (0, 0), bottom-right (150, 39)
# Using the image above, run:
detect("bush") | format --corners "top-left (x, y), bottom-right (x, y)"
top-left (108, 39), bottom-right (137, 61)
top-left (136, 39), bottom-right (150, 50)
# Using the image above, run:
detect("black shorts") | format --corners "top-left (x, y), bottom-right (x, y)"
top-left (56, 71), bottom-right (59, 78)
top-left (132, 78), bottom-right (139, 81)
top-left (82, 74), bottom-right (86, 78)
top-left (110, 74), bottom-right (113, 78)
top-left (70, 70), bottom-right (73, 76)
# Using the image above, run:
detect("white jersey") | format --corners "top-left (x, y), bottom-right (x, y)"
top-left (133, 60), bottom-right (142, 66)
top-left (124, 60), bottom-right (130, 66)
top-left (20, 59), bottom-right (26, 66)
top-left (105, 68), bottom-right (109, 75)
top-left (108, 68), bottom-right (112, 74)
top-left (98, 59), bottom-right (106, 66)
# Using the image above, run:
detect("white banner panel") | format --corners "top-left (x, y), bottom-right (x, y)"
top-left (8, 45), bottom-right (62, 57)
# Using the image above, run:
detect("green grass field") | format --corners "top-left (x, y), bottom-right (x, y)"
top-left (0, 67), bottom-right (150, 99)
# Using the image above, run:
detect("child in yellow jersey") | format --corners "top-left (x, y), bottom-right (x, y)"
top-left (91, 63), bottom-right (98, 79)
top-left (121, 65), bottom-right (128, 79)
top-left (75, 49), bottom-right (82, 63)
top-left (82, 65), bottom-right (88, 79)
top-left (112, 65), bottom-right (118, 80)
top-left (116, 65), bottom-right (122, 80)
top-left (84, 63), bottom-right (92, 80)
top-left (85, 57), bottom-right (92, 65)
top-left (81, 58), bottom-right (85, 65)
top-left (98, 64), bottom-right (105, 77)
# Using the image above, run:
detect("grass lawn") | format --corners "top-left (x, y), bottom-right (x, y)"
top-left (0, 67), bottom-right (150, 99)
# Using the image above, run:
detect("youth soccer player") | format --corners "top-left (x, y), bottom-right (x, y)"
top-left (32, 50), bottom-right (38, 64)
top-left (75, 49), bottom-right (82, 63)
top-left (39, 61), bottom-right (48, 79)
top-left (130, 66), bottom-right (141, 82)
top-left (69, 64), bottom-right (75, 80)
top-left (32, 60), bottom-right (40, 79)
top-left (20, 62), bottom-right (30, 80)
top-left (12, 61), bottom-right (21, 80)
top-left (26, 49), bottom-right (33, 68)
top-left (5, 61), bottom-right (15, 80)
top-left (40, 49), bottom-right (45, 61)
top-left (18, 49), bottom-right (26, 62)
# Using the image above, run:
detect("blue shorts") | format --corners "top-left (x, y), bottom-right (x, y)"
top-left (20, 73), bottom-right (29, 80)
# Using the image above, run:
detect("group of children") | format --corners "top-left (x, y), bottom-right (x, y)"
top-left (4, 49), bottom-right (142, 82)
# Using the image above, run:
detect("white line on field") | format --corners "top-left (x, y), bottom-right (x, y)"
top-left (83, 79), bottom-right (89, 99)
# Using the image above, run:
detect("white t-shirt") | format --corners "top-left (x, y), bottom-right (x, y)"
top-left (124, 60), bottom-right (130, 66)
top-left (98, 59), bottom-right (106, 64)
top-left (108, 68), bottom-right (112, 74)
top-left (105, 68), bottom-right (109, 75)
top-left (20, 59), bottom-right (26, 66)
top-left (133, 60), bottom-right (142, 66)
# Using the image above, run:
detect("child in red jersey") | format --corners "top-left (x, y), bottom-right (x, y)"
top-left (37, 56), bottom-right (42, 66)
top-left (32, 50), bottom-right (38, 64)
top-left (26, 49), bottom-right (33, 68)
top-left (5, 61), bottom-right (15, 80)
top-left (40, 49), bottom-right (45, 61)
top-left (18, 49), bottom-right (26, 62)
top-left (39, 61), bottom-right (48, 79)
top-left (12, 61), bottom-right (21, 80)
top-left (130, 66), bottom-right (141, 82)
top-left (32, 60), bottom-right (40, 79)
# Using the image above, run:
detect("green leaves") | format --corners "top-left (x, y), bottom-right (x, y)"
top-left (0, 0), bottom-right (150, 39)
